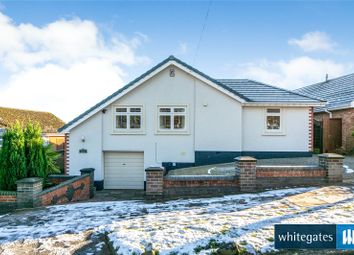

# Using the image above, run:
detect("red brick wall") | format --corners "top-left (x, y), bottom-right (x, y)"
top-left (315, 108), bottom-right (354, 152)
top-left (257, 167), bottom-right (326, 177)
top-left (0, 195), bottom-right (16, 202)
top-left (309, 107), bottom-right (314, 152)
top-left (164, 179), bottom-right (239, 188)
top-left (64, 133), bottom-right (70, 174)
top-left (40, 175), bottom-right (90, 206)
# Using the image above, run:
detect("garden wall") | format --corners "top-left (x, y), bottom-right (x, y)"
top-left (40, 175), bottom-right (90, 206)
top-left (164, 175), bottom-right (240, 196)
top-left (0, 191), bottom-right (17, 213)
top-left (256, 166), bottom-right (327, 189)
top-left (0, 168), bottom-right (95, 212)
top-left (145, 153), bottom-right (344, 197)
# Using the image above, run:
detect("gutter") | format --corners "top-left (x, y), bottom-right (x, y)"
top-left (243, 102), bottom-right (327, 107)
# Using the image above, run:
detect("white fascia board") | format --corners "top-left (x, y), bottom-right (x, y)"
top-left (243, 102), bottom-right (326, 107)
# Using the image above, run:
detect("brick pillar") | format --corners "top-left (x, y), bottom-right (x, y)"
top-left (80, 168), bottom-right (95, 198)
top-left (16, 178), bottom-right (43, 208)
top-left (64, 133), bottom-right (70, 175)
top-left (319, 153), bottom-right (344, 183)
top-left (145, 167), bottom-right (165, 196)
top-left (235, 156), bottom-right (257, 192)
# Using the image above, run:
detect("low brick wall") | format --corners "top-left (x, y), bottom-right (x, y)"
top-left (47, 175), bottom-right (75, 185)
top-left (40, 175), bottom-right (90, 206)
top-left (0, 191), bottom-right (17, 202)
top-left (0, 191), bottom-right (17, 214)
top-left (256, 166), bottom-right (327, 189)
top-left (145, 154), bottom-right (344, 197)
top-left (164, 175), bottom-right (240, 196)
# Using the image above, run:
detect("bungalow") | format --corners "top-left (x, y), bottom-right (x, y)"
top-left (59, 56), bottom-right (324, 190)
top-left (295, 73), bottom-right (354, 153)
top-left (0, 107), bottom-right (65, 150)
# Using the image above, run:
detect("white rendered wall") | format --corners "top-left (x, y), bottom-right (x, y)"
top-left (68, 113), bottom-right (104, 179)
top-left (242, 106), bottom-right (310, 152)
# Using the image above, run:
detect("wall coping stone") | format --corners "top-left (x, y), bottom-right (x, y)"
top-left (39, 174), bottom-right (89, 196)
top-left (80, 168), bottom-right (95, 174)
top-left (16, 177), bottom-right (42, 184)
top-left (47, 175), bottom-right (75, 180)
top-left (165, 175), bottom-right (237, 181)
top-left (0, 190), bottom-right (17, 196)
top-left (145, 167), bottom-right (165, 172)
top-left (235, 156), bottom-right (257, 162)
top-left (257, 165), bottom-right (322, 169)
top-left (319, 153), bottom-right (344, 159)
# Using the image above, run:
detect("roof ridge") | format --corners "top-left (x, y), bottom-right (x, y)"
top-left (295, 72), bottom-right (354, 92)
top-left (0, 106), bottom-right (55, 115)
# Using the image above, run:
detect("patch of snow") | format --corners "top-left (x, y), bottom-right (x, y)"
top-left (344, 165), bottom-right (354, 173)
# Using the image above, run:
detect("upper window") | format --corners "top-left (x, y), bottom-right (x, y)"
top-left (266, 108), bottom-right (281, 130)
top-left (113, 106), bottom-right (143, 133)
top-left (158, 106), bottom-right (187, 133)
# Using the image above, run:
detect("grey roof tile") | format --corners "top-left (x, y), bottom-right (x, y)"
top-left (217, 79), bottom-right (321, 103)
top-left (295, 73), bottom-right (354, 112)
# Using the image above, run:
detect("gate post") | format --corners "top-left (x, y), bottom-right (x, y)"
top-left (236, 156), bottom-right (257, 192)
top-left (319, 153), bottom-right (344, 183)
top-left (145, 167), bottom-right (165, 196)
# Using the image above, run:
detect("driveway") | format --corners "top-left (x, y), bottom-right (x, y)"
top-left (0, 186), bottom-right (354, 254)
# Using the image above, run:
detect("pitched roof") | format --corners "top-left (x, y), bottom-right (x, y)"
top-left (0, 107), bottom-right (65, 133)
top-left (294, 73), bottom-right (354, 112)
top-left (217, 79), bottom-right (321, 103)
top-left (59, 55), bottom-right (323, 132)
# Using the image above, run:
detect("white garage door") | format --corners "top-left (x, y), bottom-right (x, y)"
top-left (104, 152), bottom-right (144, 189)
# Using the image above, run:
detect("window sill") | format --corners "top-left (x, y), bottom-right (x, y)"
top-left (111, 131), bottom-right (146, 135)
top-left (155, 130), bottom-right (190, 135)
top-left (262, 131), bottom-right (286, 136)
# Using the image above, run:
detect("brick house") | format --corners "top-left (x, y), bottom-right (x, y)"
top-left (295, 74), bottom-right (354, 153)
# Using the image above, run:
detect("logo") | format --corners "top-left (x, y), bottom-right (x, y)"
top-left (337, 224), bottom-right (354, 249)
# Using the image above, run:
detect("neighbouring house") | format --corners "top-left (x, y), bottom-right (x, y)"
top-left (295, 74), bottom-right (354, 153)
top-left (59, 56), bottom-right (324, 190)
top-left (0, 107), bottom-right (66, 151)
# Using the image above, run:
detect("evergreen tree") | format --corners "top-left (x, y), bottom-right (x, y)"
top-left (0, 122), bottom-right (26, 191)
top-left (44, 144), bottom-right (61, 174)
top-left (24, 122), bottom-right (47, 180)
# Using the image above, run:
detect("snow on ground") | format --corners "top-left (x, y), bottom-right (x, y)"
top-left (0, 186), bottom-right (354, 254)
top-left (344, 165), bottom-right (354, 174)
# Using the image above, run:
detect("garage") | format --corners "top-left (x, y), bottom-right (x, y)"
top-left (104, 152), bottom-right (144, 189)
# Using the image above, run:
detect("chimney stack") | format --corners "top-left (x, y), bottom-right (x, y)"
top-left (325, 73), bottom-right (329, 82)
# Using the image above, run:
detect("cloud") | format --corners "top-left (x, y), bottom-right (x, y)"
top-left (236, 56), bottom-right (352, 89)
top-left (0, 12), bottom-right (150, 122)
top-left (177, 42), bottom-right (188, 55)
top-left (288, 31), bottom-right (336, 52)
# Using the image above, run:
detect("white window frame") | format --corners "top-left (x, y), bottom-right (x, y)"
top-left (112, 105), bottom-right (145, 134)
top-left (157, 105), bottom-right (189, 134)
top-left (263, 108), bottom-right (285, 135)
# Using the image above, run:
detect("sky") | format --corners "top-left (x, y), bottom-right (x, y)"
top-left (0, 1), bottom-right (353, 122)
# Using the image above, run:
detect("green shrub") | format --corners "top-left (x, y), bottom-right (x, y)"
top-left (0, 122), bottom-right (60, 190)
top-left (24, 122), bottom-right (47, 180)
top-left (0, 122), bottom-right (27, 190)
top-left (44, 144), bottom-right (60, 174)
